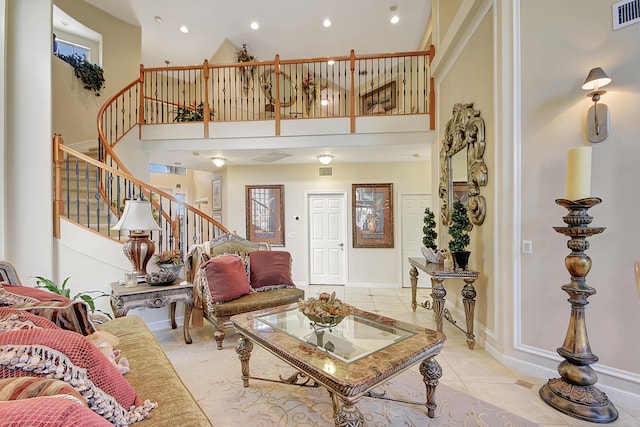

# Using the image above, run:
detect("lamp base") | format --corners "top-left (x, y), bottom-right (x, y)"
top-left (587, 103), bottom-right (609, 143)
top-left (540, 379), bottom-right (618, 423)
top-left (122, 231), bottom-right (155, 278)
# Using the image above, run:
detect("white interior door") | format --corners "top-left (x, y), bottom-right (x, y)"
top-left (308, 193), bottom-right (346, 285)
top-left (401, 193), bottom-right (432, 288)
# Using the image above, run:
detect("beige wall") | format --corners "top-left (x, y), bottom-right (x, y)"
top-left (436, 3), bottom-right (495, 332)
top-left (520, 0), bottom-right (640, 374)
top-left (53, 0), bottom-right (141, 144)
top-left (225, 161), bottom-right (430, 285)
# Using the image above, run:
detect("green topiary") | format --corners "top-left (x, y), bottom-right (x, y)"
top-left (448, 201), bottom-right (470, 252)
top-left (422, 207), bottom-right (438, 249)
top-left (57, 53), bottom-right (105, 96)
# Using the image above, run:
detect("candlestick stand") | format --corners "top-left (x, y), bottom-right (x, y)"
top-left (539, 198), bottom-right (617, 423)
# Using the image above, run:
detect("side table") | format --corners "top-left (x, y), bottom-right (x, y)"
top-left (408, 257), bottom-right (479, 349)
top-left (110, 280), bottom-right (193, 344)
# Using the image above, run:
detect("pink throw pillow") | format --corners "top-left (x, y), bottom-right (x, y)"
top-left (201, 255), bottom-right (251, 303)
top-left (0, 396), bottom-right (113, 426)
top-left (248, 251), bottom-right (295, 291)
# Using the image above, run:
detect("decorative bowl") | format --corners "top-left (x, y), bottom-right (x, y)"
top-left (303, 313), bottom-right (346, 328)
top-left (422, 246), bottom-right (444, 264)
top-left (146, 270), bottom-right (177, 286)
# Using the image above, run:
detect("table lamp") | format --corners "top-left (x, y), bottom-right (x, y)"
top-left (111, 199), bottom-right (161, 279)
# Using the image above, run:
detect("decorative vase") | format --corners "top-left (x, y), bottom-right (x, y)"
top-left (452, 251), bottom-right (470, 271)
top-left (158, 263), bottom-right (183, 276)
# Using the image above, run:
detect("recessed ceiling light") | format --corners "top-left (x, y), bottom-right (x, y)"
top-left (154, 16), bottom-right (163, 23)
top-left (327, 59), bottom-right (335, 65)
top-left (251, 21), bottom-right (259, 30)
top-left (390, 15), bottom-right (400, 24)
top-left (180, 25), bottom-right (189, 33)
top-left (323, 18), bottom-right (332, 28)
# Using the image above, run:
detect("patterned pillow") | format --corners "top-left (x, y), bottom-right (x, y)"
top-left (7, 301), bottom-right (97, 336)
top-left (0, 377), bottom-right (86, 403)
top-left (0, 327), bottom-right (156, 425)
top-left (0, 308), bottom-right (60, 331)
top-left (0, 283), bottom-right (72, 305)
top-left (0, 395), bottom-right (113, 426)
top-left (248, 251), bottom-right (296, 291)
top-left (196, 255), bottom-right (251, 309)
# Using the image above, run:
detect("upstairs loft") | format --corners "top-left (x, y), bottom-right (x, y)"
top-left (100, 49), bottom-right (436, 170)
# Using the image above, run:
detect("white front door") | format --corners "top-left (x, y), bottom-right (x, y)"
top-left (401, 193), bottom-right (432, 288)
top-left (308, 193), bottom-right (346, 285)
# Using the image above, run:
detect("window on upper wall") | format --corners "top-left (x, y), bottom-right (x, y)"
top-left (54, 38), bottom-right (91, 62)
top-left (149, 164), bottom-right (187, 175)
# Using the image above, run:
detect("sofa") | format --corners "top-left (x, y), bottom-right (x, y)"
top-left (0, 260), bottom-right (213, 426)
top-left (186, 233), bottom-right (305, 349)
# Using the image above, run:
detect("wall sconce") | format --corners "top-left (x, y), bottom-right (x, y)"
top-left (317, 154), bottom-right (333, 165)
top-left (582, 67), bottom-right (611, 143)
top-left (210, 157), bottom-right (226, 167)
top-left (111, 199), bottom-right (161, 279)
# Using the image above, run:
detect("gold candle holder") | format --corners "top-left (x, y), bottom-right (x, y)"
top-left (539, 197), bottom-right (617, 423)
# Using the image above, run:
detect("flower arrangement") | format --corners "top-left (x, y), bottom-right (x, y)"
top-left (154, 250), bottom-right (183, 266)
top-left (301, 75), bottom-right (318, 98)
top-left (297, 292), bottom-right (354, 324)
top-left (235, 43), bottom-right (255, 63)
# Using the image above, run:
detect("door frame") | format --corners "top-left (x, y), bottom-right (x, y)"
top-left (305, 190), bottom-right (349, 286)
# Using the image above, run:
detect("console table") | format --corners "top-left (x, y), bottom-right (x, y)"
top-left (408, 257), bottom-right (479, 349)
top-left (110, 280), bottom-right (194, 344)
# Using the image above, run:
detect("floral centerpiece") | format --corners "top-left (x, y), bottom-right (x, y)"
top-left (301, 75), bottom-right (318, 98)
top-left (297, 291), bottom-right (354, 328)
top-left (235, 43), bottom-right (256, 95)
top-left (234, 43), bottom-right (255, 63)
top-left (154, 250), bottom-right (182, 266)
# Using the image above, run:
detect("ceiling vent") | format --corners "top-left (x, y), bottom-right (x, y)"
top-left (252, 151), bottom-right (291, 163)
top-left (319, 167), bottom-right (333, 177)
top-left (613, 0), bottom-right (640, 30)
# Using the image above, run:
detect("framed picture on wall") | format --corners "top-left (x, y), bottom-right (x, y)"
top-left (352, 183), bottom-right (394, 248)
top-left (246, 184), bottom-right (285, 246)
top-left (360, 81), bottom-right (397, 115)
top-left (211, 176), bottom-right (222, 211)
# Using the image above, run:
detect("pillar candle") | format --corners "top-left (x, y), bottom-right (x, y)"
top-left (565, 147), bottom-right (592, 201)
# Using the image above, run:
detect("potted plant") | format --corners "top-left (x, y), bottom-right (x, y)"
top-left (448, 201), bottom-right (471, 270)
top-left (154, 250), bottom-right (183, 275)
top-left (34, 276), bottom-right (112, 320)
top-left (421, 207), bottom-right (444, 263)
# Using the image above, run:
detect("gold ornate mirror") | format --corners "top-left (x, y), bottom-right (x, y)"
top-left (438, 102), bottom-right (488, 227)
top-left (260, 69), bottom-right (296, 107)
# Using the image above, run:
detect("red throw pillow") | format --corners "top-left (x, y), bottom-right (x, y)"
top-left (0, 396), bottom-right (113, 427)
top-left (248, 251), bottom-right (296, 291)
top-left (0, 283), bottom-right (72, 305)
top-left (200, 255), bottom-right (251, 304)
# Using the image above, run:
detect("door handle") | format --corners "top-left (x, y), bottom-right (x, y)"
top-left (338, 243), bottom-right (344, 251)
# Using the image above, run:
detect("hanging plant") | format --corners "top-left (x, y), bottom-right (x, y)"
top-left (57, 53), bottom-right (105, 96)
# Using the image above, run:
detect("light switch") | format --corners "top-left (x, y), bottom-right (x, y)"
top-left (522, 240), bottom-right (533, 254)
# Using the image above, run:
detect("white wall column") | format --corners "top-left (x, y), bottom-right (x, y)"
top-left (5, 0), bottom-right (53, 278)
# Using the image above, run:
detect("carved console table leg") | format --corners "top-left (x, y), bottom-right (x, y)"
top-left (431, 278), bottom-right (446, 332)
top-left (235, 335), bottom-right (254, 387)
top-left (169, 302), bottom-right (177, 329)
top-left (334, 400), bottom-right (364, 427)
top-left (420, 356), bottom-right (442, 418)
top-left (410, 265), bottom-right (419, 311)
top-left (182, 302), bottom-right (193, 344)
top-left (461, 278), bottom-right (477, 349)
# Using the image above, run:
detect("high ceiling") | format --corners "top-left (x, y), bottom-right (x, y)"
top-left (64, 1), bottom-right (433, 170)
top-left (81, 0), bottom-right (432, 67)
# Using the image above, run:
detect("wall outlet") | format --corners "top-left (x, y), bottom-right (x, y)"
top-left (522, 240), bottom-right (533, 254)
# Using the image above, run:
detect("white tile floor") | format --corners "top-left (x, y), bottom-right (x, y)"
top-left (156, 285), bottom-right (640, 426)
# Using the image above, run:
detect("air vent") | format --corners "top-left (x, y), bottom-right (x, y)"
top-left (252, 151), bottom-right (291, 163)
top-left (319, 167), bottom-right (332, 176)
top-left (613, 0), bottom-right (640, 30)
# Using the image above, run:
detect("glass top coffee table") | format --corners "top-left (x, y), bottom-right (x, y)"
top-left (231, 304), bottom-right (446, 426)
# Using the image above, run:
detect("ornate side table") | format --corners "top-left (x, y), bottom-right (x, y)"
top-left (408, 257), bottom-right (480, 349)
top-left (110, 280), bottom-right (194, 344)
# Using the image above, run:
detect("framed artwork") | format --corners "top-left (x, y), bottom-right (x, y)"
top-left (211, 177), bottom-right (222, 211)
top-left (452, 181), bottom-right (469, 206)
top-left (360, 81), bottom-right (397, 115)
top-left (352, 183), bottom-right (394, 248)
top-left (246, 185), bottom-right (285, 246)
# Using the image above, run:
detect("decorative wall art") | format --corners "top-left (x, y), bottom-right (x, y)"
top-left (352, 183), bottom-right (394, 248)
top-left (246, 185), bottom-right (285, 246)
top-left (360, 81), bottom-right (397, 115)
top-left (211, 176), bottom-right (222, 211)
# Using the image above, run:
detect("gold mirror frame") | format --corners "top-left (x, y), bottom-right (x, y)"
top-left (438, 102), bottom-right (488, 227)
top-left (260, 69), bottom-right (296, 108)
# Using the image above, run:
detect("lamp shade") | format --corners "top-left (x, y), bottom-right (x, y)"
top-left (111, 200), bottom-right (160, 231)
top-left (581, 67), bottom-right (611, 91)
